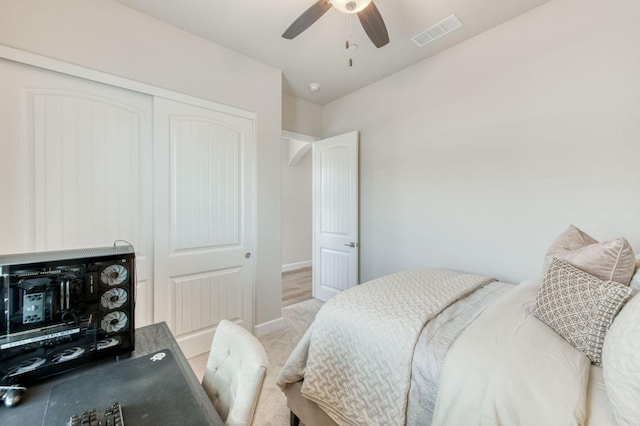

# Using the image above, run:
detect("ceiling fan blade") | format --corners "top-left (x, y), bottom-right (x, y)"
top-left (282, 0), bottom-right (332, 40)
top-left (357, 1), bottom-right (389, 48)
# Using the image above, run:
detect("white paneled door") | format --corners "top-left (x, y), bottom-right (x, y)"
top-left (0, 59), bottom-right (154, 328)
top-left (313, 131), bottom-right (359, 301)
top-left (153, 97), bottom-right (255, 358)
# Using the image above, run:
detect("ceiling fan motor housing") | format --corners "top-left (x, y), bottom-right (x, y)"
top-left (331, 0), bottom-right (372, 14)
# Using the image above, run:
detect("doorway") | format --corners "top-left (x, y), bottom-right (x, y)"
top-left (281, 130), bottom-right (359, 305)
top-left (281, 131), bottom-right (315, 306)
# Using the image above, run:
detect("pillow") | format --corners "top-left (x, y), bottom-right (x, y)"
top-left (602, 293), bottom-right (640, 425)
top-left (545, 225), bottom-right (597, 262)
top-left (630, 255), bottom-right (640, 291)
top-left (532, 258), bottom-right (632, 366)
top-left (543, 225), bottom-right (636, 285)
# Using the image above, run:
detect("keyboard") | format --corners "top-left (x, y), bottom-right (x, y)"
top-left (67, 401), bottom-right (124, 426)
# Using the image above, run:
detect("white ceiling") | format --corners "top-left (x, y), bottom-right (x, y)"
top-left (113, 0), bottom-right (551, 105)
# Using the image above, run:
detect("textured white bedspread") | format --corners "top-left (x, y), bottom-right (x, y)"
top-left (277, 269), bottom-right (495, 426)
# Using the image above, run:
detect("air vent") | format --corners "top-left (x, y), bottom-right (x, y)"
top-left (411, 15), bottom-right (463, 47)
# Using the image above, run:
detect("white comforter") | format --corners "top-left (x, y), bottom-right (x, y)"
top-left (432, 280), bottom-right (599, 425)
top-left (407, 281), bottom-right (512, 424)
top-left (277, 269), bottom-right (495, 426)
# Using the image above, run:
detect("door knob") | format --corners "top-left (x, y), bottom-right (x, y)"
top-left (344, 242), bottom-right (357, 248)
top-left (245, 252), bottom-right (252, 259)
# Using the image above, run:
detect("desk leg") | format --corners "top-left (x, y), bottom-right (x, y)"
top-left (290, 411), bottom-right (300, 426)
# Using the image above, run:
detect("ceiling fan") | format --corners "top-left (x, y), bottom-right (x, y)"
top-left (282, 0), bottom-right (390, 48)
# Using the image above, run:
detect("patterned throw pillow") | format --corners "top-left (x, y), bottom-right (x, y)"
top-left (532, 258), bottom-right (632, 366)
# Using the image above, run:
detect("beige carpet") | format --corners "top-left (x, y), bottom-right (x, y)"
top-left (188, 298), bottom-right (323, 425)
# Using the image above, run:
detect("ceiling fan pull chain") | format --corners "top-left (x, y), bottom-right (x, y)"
top-left (346, 13), bottom-right (354, 67)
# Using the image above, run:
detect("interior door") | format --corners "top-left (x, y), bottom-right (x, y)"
top-left (313, 131), bottom-right (359, 301)
top-left (0, 58), bottom-right (154, 328)
top-left (153, 97), bottom-right (255, 358)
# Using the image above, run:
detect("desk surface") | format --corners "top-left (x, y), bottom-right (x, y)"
top-left (2, 323), bottom-right (223, 425)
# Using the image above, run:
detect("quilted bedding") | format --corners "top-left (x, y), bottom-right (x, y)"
top-left (277, 269), bottom-right (499, 426)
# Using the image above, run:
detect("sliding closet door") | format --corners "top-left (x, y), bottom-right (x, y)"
top-left (153, 97), bottom-right (255, 358)
top-left (0, 59), bottom-right (154, 328)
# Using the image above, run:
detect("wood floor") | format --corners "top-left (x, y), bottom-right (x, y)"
top-left (282, 266), bottom-right (312, 307)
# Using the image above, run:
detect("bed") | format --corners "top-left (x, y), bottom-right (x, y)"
top-left (276, 225), bottom-right (640, 426)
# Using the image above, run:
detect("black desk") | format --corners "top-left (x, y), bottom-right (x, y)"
top-left (2, 322), bottom-right (223, 425)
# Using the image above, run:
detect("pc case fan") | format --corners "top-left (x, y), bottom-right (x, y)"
top-left (91, 337), bottom-right (120, 352)
top-left (101, 288), bottom-right (128, 310)
top-left (100, 311), bottom-right (128, 334)
top-left (100, 264), bottom-right (129, 286)
top-left (52, 347), bottom-right (86, 364)
top-left (6, 357), bottom-right (46, 377)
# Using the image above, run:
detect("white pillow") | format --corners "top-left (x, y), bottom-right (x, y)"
top-left (602, 294), bottom-right (640, 425)
top-left (629, 255), bottom-right (640, 291)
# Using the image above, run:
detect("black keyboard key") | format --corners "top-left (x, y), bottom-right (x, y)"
top-left (67, 402), bottom-right (124, 426)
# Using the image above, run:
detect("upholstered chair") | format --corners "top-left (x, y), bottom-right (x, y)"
top-left (202, 320), bottom-right (268, 426)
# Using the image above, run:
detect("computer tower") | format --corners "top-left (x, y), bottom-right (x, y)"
top-left (0, 246), bottom-right (135, 386)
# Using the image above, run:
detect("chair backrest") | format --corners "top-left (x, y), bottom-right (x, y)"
top-left (202, 320), bottom-right (268, 426)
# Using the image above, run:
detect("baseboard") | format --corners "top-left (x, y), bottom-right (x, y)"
top-left (254, 316), bottom-right (284, 337)
top-left (282, 260), bottom-right (312, 273)
top-left (176, 327), bottom-right (216, 359)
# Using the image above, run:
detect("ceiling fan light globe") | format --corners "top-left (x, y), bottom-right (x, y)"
top-left (331, 0), bottom-right (372, 14)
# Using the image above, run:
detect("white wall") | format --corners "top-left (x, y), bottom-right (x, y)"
top-left (281, 142), bottom-right (313, 269)
top-left (281, 94), bottom-right (322, 270)
top-left (283, 92), bottom-right (323, 138)
top-left (323, 0), bottom-right (640, 284)
top-left (0, 0), bottom-right (283, 327)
